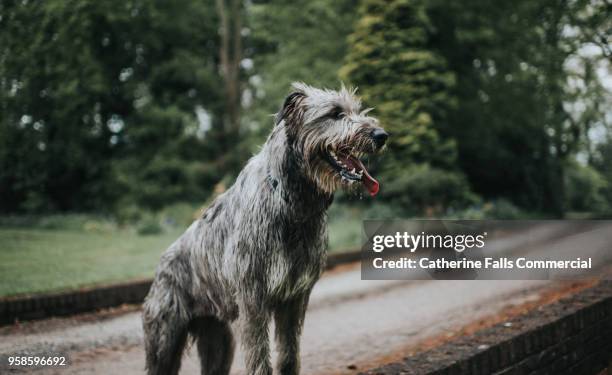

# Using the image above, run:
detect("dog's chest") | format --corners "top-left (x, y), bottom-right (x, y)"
top-left (266, 219), bottom-right (327, 300)
top-left (267, 249), bottom-right (323, 300)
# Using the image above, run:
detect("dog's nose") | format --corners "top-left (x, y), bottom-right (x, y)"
top-left (371, 128), bottom-right (388, 147)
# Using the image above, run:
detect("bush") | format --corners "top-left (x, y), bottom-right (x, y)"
top-left (0, 214), bottom-right (115, 231)
top-left (565, 161), bottom-right (609, 213)
top-left (137, 216), bottom-right (163, 235)
top-left (483, 199), bottom-right (526, 219)
top-left (382, 164), bottom-right (478, 216)
top-left (114, 203), bottom-right (146, 225)
top-left (115, 201), bottom-right (203, 234)
top-left (447, 199), bottom-right (529, 219)
top-left (112, 156), bottom-right (218, 214)
top-left (362, 202), bottom-right (405, 219)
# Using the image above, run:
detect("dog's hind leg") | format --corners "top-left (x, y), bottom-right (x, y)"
top-left (142, 285), bottom-right (190, 375)
top-left (191, 316), bottom-right (235, 375)
top-left (143, 312), bottom-right (188, 375)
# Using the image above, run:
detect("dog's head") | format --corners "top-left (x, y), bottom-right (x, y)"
top-left (275, 82), bottom-right (388, 196)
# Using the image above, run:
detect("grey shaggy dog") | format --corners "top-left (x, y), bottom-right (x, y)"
top-left (142, 82), bottom-right (388, 375)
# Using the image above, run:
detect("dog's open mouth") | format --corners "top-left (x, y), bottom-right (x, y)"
top-left (325, 150), bottom-right (380, 196)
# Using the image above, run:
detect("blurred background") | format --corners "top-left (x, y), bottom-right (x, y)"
top-left (0, 0), bottom-right (610, 297)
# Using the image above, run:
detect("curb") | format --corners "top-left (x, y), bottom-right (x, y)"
top-left (0, 250), bottom-right (361, 326)
top-left (361, 280), bottom-right (612, 375)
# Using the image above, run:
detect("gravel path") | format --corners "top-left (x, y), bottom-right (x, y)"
top-left (2, 270), bottom-right (551, 375)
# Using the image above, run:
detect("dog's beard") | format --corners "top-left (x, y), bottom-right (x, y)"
top-left (297, 124), bottom-right (381, 197)
top-left (305, 161), bottom-right (340, 195)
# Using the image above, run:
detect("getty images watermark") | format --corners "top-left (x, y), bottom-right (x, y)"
top-left (360, 220), bottom-right (612, 280)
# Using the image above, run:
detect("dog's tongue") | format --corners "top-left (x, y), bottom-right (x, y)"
top-left (362, 169), bottom-right (380, 196)
top-left (348, 156), bottom-right (380, 196)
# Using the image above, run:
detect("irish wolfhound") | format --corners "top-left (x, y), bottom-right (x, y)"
top-left (142, 82), bottom-right (388, 375)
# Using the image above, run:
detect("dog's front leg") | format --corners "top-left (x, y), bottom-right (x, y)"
top-left (238, 299), bottom-right (273, 375)
top-left (274, 292), bottom-right (310, 375)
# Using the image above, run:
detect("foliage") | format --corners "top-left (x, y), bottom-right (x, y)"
top-left (0, 0), bottom-right (611, 295)
top-left (137, 215), bottom-right (163, 235)
top-left (0, 0), bottom-right (223, 213)
top-left (0, 213), bottom-right (114, 231)
top-left (0, 0), bottom-right (610, 219)
top-left (591, 135), bottom-right (612, 210)
top-left (341, 0), bottom-right (458, 168)
top-left (383, 164), bottom-right (478, 215)
top-left (428, 0), bottom-right (611, 215)
top-left (340, 0), bottom-right (476, 214)
top-left (341, 0), bottom-right (611, 216)
top-left (565, 160), bottom-right (609, 213)
top-left (446, 199), bottom-right (528, 220)
top-left (246, 0), bottom-right (358, 146)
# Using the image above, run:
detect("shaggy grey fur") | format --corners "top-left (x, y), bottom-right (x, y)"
top-left (142, 82), bottom-right (387, 375)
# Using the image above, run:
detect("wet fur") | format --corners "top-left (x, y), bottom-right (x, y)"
top-left (142, 83), bottom-right (384, 375)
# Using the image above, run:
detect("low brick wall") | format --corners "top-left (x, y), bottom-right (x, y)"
top-left (0, 280), bottom-right (152, 326)
top-left (0, 250), bottom-right (361, 325)
top-left (361, 281), bottom-right (612, 375)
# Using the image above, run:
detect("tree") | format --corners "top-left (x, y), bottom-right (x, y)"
top-left (428, 0), bottom-right (610, 215)
top-left (341, 0), bottom-right (471, 214)
top-left (341, 0), bottom-right (457, 167)
top-left (246, 0), bottom-right (358, 146)
top-left (592, 137), bottom-right (612, 210)
top-left (216, 0), bottom-right (243, 165)
top-left (0, 0), bottom-right (223, 212)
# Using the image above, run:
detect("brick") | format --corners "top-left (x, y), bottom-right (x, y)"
top-left (361, 282), bottom-right (612, 375)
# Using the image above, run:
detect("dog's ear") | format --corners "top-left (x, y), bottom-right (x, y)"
top-left (275, 91), bottom-right (306, 126)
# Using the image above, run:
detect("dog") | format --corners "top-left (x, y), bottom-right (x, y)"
top-left (142, 82), bottom-right (388, 375)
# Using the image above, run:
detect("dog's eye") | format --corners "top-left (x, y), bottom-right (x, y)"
top-left (329, 107), bottom-right (344, 120)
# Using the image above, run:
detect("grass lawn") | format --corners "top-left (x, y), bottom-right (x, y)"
top-left (328, 214), bottom-right (362, 252)
top-left (0, 227), bottom-right (183, 297)
top-left (0, 212), bottom-right (362, 297)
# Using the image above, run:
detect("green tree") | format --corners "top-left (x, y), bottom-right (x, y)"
top-left (216, 0), bottom-right (245, 172)
top-left (246, 0), bottom-right (357, 146)
top-left (341, 0), bottom-right (456, 167)
top-left (592, 136), bottom-right (612, 211)
top-left (564, 159), bottom-right (609, 213)
top-left (427, 0), bottom-right (561, 214)
top-left (341, 0), bottom-right (471, 214)
top-left (428, 0), bottom-right (610, 215)
top-left (0, 0), bottom-right (223, 212)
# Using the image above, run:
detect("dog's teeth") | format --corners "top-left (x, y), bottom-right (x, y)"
top-left (351, 168), bottom-right (356, 174)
